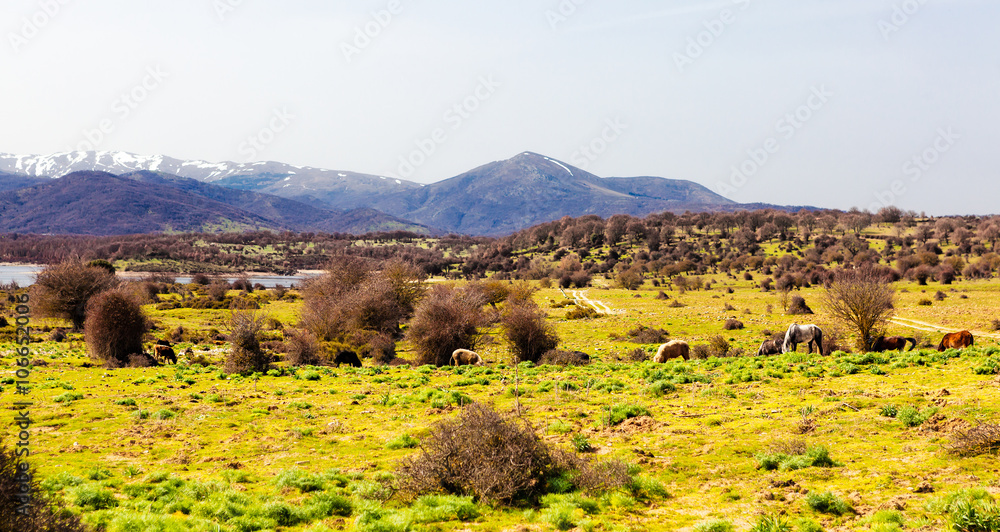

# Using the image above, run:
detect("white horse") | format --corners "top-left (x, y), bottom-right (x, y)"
top-left (782, 323), bottom-right (823, 354)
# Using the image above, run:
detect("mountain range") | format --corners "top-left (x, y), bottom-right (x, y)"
top-left (0, 151), bottom-right (812, 236)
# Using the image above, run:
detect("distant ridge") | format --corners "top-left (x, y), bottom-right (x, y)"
top-left (0, 150), bottom-right (818, 237)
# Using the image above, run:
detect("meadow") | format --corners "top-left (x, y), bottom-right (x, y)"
top-left (5, 270), bottom-right (1000, 532)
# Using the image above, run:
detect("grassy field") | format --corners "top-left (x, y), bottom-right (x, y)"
top-left (5, 276), bottom-right (1000, 532)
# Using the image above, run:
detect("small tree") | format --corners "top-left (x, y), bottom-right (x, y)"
top-left (225, 307), bottom-right (269, 374)
top-left (823, 266), bottom-right (895, 352)
top-left (84, 287), bottom-right (149, 368)
top-left (502, 301), bottom-right (559, 364)
top-left (32, 260), bottom-right (119, 330)
top-left (406, 285), bottom-right (485, 366)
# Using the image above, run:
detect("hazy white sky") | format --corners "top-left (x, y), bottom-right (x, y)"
top-left (2, 0), bottom-right (997, 214)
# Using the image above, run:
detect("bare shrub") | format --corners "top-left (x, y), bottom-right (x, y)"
top-left (624, 347), bottom-right (648, 362)
top-left (566, 306), bottom-right (600, 320)
top-left (84, 288), bottom-right (149, 368)
top-left (207, 280), bottom-right (230, 301)
top-left (191, 273), bottom-right (211, 285)
top-left (0, 438), bottom-right (89, 532)
top-left (539, 349), bottom-right (591, 366)
top-left (32, 260), bottom-right (119, 330)
top-left (787, 296), bottom-right (814, 315)
top-left (948, 423), bottom-right (1000, 457)
top-left (821, 327), bottom-right (851, 355)
top-left (301, 257), bottom-right (424, 346)
top-left (406, 285), bottom-right (485, 367)
top-left (823, 265), bottom-right (895, 352)
top-left (225, 308), bottom-right (269, 374)
top-left (368, 333), bottom-right (397, 365)
top-left (991, 320), bottom-right (1000, 332)
top-left (617, 325), bottom-right (669, 344)
top-left (934, 290), bottom-right (947, 301)
top-left (396, 403), bottom-right (626, 505)
top-left (723, 319), bottom-right (744, 331)
top-left (690, 344), bottom-right (711, 360)
top-left (284, 328), bottom-right (324, 367)
top-left (396, 403), bottom-right (553, 504)
top-left (655, 291), bottom-right (669, 300)
top-left (502, 301), bottom-right (559, 364)
top-left (708, 335), bottom-right (732, 358)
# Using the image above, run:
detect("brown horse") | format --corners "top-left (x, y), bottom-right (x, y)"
top-left (937, 330), bottom-right (973, 351)
top-left (871, 336), bottom-right (916, 352)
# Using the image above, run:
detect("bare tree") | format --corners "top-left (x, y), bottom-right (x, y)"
top-left (823, 266), bottom-right (895, 352)
top-left (84, 287), bottom-right (149, 368)
top-left (406, 285), bottom-right (486, 366)
top-left (32, 260), bottom-right (119, 330)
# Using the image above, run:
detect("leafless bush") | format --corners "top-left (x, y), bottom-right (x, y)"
top-left (406, 285), bottom-right (485, 366)
top-left (787, 296), bottom-right (814, 315)
top-left (49, 328), bottom-right (66, 342)
top-left (396, 403), bottom-right (628, 505)
top-left (566, 306), bottom-right (600, 320)
top-left (396, 403), bottom-right (554, 504)
top-left (32, 260), bottom-right (119, 330)
top-left (708, 335), bottom-right (732, 358)
top-left (723, 319), bottom-right (744, 331)
top-left (368, 333), bottom-right (397, 365)
top-left (284, 328), bottom-right (324, 367)
top-left (539, 349), bottom-right (591, 366)
top-left (503, 301), bottom-right (559, 364)
top-left (624, 347), bottom-right (648, 362)
top-left (823, 265), bottom-right (895, 351)
top-left (624, 325), bottom-right (670, 344)
top-left (0, 439), bottom-right (89, 532)
top-left (84, 288), bottom-right (149, 368)
top-left (225, 308), bottom-right (270, 374)
top-left (690, 344), bottom-right (711, 360)
top-left (301, 257), bottom-right (424, 346)
top-left (948, 423), bottom-right (1000, 457)
top-left (991, 320), bottom-right (1000, 332)
top-left (821, 326), bottom-right (852, 355)
top-left (207, 281), bottom-right (230, 302)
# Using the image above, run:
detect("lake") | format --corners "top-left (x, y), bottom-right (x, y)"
top-left (0, 264), bottom-right (314, 288)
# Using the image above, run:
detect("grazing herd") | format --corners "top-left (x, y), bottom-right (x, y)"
top-left (143, 325), bottom-right (978, 368)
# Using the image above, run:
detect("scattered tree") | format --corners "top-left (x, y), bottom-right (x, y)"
top-left (32, 260), bottom-right (119, 330)
top-left (84, 287), bottom-right (149, 368)
top-left (823, 266), bottom-right (895, 352)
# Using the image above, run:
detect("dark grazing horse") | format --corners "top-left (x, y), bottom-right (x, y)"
top-left (756, 339), bottom-right (781, 356)
top-left (782, 323), bottom-right (824, 354)
top-left (871, 335), bottom-right (916, 352)
top-left (937, 330), bottom-right (973, 351)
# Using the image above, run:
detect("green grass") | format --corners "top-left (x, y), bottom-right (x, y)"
top-left (10, 275), bottom-right (1000, 530)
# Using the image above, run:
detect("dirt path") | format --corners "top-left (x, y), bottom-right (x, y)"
top-left (569, 290), bottom-right (623, 315)
top-left (890, 317), bottom-right (1000, 341)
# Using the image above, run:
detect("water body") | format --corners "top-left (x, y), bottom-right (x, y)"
top-left (0, 265), bottom-right (313, 288)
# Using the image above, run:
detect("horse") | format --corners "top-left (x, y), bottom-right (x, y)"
top-left (937, 330), bottom-right (973, 351)
top-left (871, 335), bottom-right (916, 352)
top-left (782, 323), bottom-right (823, 354)
top-left (450, 349), bottom-right (483, 366)
top-left (332, 350), bottom-right (362, 367)
top-left (654, 340), bottom-right (689, 362)
top-left (756, 339), bottom-right (781, 356)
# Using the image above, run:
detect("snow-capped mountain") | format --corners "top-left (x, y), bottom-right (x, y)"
top-left (0, 150), bottom-right (424, 211)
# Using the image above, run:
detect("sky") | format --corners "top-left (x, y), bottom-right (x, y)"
top-left (1, 0), bottom-right (998, 215)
